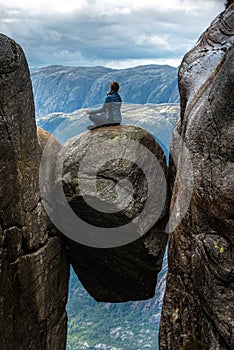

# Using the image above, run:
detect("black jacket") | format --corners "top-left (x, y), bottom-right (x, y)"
top-left (90, 91), bottom-right (122, 122)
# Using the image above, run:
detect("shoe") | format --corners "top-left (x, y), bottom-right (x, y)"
top-left (87, 124), bottom-right (97, 130)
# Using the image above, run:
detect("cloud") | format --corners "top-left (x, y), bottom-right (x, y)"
top-left (0, 0), bottom-right (225, 68)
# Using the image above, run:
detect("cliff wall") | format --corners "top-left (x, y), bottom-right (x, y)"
top-left (160, 5), bottom-right (234, 349)
top-left (0, 34), bottom-right (69, 350)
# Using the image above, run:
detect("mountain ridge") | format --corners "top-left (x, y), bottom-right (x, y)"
top-left (31, 64), bottom-right (179, 117)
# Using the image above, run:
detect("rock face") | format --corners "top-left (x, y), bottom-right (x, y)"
top-left (0, 34), bottom-right (69, 349)
top-left (160, 5), bottom-right (234, 350)
top-left (31, 64), bottom-right (179, 116)
top-left (58, 125), bottom-right (169, 302)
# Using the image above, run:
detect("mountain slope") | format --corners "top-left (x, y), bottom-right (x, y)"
top-left (31, 65), bottom-right (179, 116)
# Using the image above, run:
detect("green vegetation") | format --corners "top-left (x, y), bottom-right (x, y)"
top-left (66, 267), bottom-right (166, 350)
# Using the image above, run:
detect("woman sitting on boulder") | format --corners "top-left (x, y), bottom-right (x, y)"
top-left (86, 81), bottom-right (122, 130)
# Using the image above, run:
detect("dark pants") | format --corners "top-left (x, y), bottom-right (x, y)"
top-left (89, 114), bottom-right (120, 127)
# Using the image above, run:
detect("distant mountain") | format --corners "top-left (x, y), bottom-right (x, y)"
top-left (31, 65), bottom-right (179, 116)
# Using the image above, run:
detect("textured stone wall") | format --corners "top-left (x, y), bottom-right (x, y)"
top-left (0, 34), bottom-right (69, 350)
top-left (160, 5), bottom-right (234, 350)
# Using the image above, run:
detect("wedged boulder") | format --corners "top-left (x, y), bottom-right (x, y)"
top-left (37, 126), bottom-right (63, 233)
top-left (0, 34), bottom-right (69, 349)
top-left (55, 124), bottom-right (169, 302)
top-left (160, 5), bottom-right (234, 350)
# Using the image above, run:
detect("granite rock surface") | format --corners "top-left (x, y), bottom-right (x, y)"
top-left (0, 34), bottom-right (69, 350)
top-left (160, 5), bottom-right (234, 350)
top-left (59, 125), bottom-right (169, 302)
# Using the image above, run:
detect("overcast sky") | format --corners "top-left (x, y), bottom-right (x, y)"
top-left (0, 0), bottom-right (225, 69)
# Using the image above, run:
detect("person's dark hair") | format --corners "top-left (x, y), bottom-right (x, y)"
top-left (110, 81), bottom-right (120, 92)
